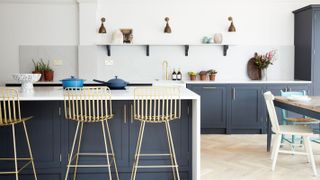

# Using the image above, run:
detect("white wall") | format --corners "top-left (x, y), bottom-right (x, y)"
top-left (0, 2), bottom-right (78, 85)
top-left (86, 0), bottom-right (320, 81)
top-left (1, 0), bottom-right (320, 84)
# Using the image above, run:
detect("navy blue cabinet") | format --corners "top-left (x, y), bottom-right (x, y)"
top-left (0, 101), bottom-right (62, 173)
top-left (229, 85), bottom-right (264, 134)
top-left (128, 100), bottom-right (192, 178)
top-left (188, 83), bottom-right (311, 134)
top-left (187, 85), bottom-right (227, 133)
top-left (294, 5), bottom-right (320, 95)
top-left (0, 100), bottom-right (192, 180)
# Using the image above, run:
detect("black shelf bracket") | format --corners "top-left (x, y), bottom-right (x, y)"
top-left (146, 45), bottom-right (150, 56)
top-left (223, 45), bottom-right (229, 56)
top-left (106, 45), bottom-right (111, 56)
top-left (185, 45), bottom-right (189, 56)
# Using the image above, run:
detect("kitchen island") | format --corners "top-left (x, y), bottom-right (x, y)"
top-left (0, 87), bottom-right (200, 180)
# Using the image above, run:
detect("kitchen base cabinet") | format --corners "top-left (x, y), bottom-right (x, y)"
top-left (187, 85), bottom-right (227, 134)
top-left (0, 100), bottom-right (192, 180)
top-left (229, 85), bottom-right (264, 134)
top-left (187, 83), bottom-right (311, 134)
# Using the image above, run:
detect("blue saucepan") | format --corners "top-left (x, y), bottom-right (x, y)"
top-left (61, 76), bottom-right (85, 88)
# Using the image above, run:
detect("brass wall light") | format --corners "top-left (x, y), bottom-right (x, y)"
top-left (228, 16), bottom-right (236, 32)
top-left (99, 17), bottom-right (107, 33)
top-left (164, 17), bottom-right (172, 33)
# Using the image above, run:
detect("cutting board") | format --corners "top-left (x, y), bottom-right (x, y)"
top-left (247, 58), bottom-right (261, 80)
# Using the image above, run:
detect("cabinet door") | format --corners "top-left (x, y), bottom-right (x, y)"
top-left (129, 100), bottom-right (192, 177)
top-left (313, 11), bottom-right (320, 95)
top-left (188, 85), bottom-right (227, 133)
top-left (65, 101), bottom-right (130, 173)
top-left (230, 86), bottom-right (263, 133)
top-left (0, 101), bottom-right (61, 173)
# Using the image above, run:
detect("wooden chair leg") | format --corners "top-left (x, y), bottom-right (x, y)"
top-left (304, 136), bottom-right (318, 176)
top-left (271, 134), bottom-right (279, 160)
top-left (12, 124), bottom-right (19, 180)
top-left (101, 121), bottom-right (112, 180)
top-left (22, 122), bottom-right (38, 180)
top-left (272, 134), bottom-right (281, 171)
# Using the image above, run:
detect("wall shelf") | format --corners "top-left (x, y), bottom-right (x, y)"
top-left (97, 43), bottom-right (233, 57)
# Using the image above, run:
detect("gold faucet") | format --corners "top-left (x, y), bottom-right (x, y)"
top-left (162, 60), bottom-right (168, 80)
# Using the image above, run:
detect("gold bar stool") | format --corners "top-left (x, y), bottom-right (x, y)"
top-left (63, 87), bottom-right (119, 180)
top-left (0, 88), bottom-right (37, 180)
top-left (131, 87), bottom-right (181, 180)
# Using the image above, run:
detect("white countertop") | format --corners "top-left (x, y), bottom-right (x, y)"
top-left (5, 80), bottom-right (312, 86)
top-left (183, 80), bottom-right (312, 84)
top-left (11, 87), bottom-right (200, 101)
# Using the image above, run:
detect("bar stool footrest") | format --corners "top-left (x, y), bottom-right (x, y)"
top-left (136, 165), bottom-right (179, 169)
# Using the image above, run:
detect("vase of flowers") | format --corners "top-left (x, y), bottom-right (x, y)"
top-left (253, 50), bottom-right (277, 80)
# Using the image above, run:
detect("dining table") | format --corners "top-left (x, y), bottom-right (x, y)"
top-left (267, 96), bottom-right (320, 151)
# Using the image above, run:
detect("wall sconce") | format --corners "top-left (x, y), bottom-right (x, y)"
top-left (98, 17), bottom-right (107, 33)
top-left (164, 17), bottom-right (172, 33)
top-left (228, 16), bottom-right (236, 32)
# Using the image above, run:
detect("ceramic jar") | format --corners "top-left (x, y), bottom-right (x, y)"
top-left (214, 33), bottom-right (223, 44)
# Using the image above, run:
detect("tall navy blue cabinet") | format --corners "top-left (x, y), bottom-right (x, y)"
top-left (294, 5), bottom-right (320, 95)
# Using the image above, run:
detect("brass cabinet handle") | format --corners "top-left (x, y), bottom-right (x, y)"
top-left (202, 87), bottom-right (217, 89)
top-left (124, 105), bottom-right (127, 124)
top-left (131, 104), bottom-right (133, 124)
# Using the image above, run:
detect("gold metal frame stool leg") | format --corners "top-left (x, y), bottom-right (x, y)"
top-left (130, 121), bottom-right (180, 180)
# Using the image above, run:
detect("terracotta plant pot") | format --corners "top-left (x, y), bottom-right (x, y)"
top-left (199, 74), bottom-right (207, 81)
top-left (44, 70), bottom-right (54, 81)
top-left (190, 75), bottom-right (196, 81)
top-left (209, 74), bottom-right (216, 81)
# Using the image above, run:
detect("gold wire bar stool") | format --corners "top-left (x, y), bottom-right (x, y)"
top-left (0, 88), bottom-right (38, 180)
top-left (63, 87), bottom-right (119, 180)
top-left (131, 87), bottom-right (181, 180)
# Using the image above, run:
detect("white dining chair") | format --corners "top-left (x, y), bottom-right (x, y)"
top-left (264, 91), bottom-right (317, 176)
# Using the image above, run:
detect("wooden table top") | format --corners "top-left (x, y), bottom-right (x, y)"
top-left (274, 96), bottom-right (320, 113)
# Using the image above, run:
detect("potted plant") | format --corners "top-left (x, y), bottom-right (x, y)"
top-left (253, 50), bottom-right (276, 80)
top-left (41, 59), bottom-right (54, 81)
top-left (207, 69), bottom-right (218, 81)
top-left (188, 72), bottom-right (197, 81)
top-left (199, 71), bottom-right (207, 81)
top-left (32, 59), bottom-right (44, 81)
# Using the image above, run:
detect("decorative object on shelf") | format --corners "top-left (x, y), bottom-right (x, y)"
top-left (120, 28), bottom-right (133, 43)
top-left (12, 73), bottom-right (41, 93)
top-left (247, 50), bottom-right (277, 80)
top-left (98, 17), bottom-right (107, 33)
top-left (188, 72), bottom-right (197, 81)
top-left (207, 69), bottom-right (218, 81)
top-left (199, 71), bottom-right (207, 81)
top-left (164, 17), bottom-right (172, 33)
top-left (111, 29), bottom-right (124, 44)
top-left (214, 33), bottom-right (223, 44)
top-left (202, 36), bottom-right (213, 44)
top-left (228, 16), bottom-right (236, 32)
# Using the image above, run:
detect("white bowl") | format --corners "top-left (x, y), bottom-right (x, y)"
top-left (12, 73), bottom-right (41, 92)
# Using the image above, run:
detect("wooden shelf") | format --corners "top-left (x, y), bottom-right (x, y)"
top-left (96, 43), bottom-right (233, 57)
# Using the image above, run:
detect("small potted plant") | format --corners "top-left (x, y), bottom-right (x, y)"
top-left (207, 69), bottom-right (218, 81)
top-left (41, 59), bottom-right (54, 81)
top-left (199, 71), bottom-right (207, 81)
top-left (32, 59), bottom-right (44, 81)
top-left (188, 72), bottom-right (197, 81)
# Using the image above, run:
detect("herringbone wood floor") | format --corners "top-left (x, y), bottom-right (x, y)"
top-left (201, 135), bottom-right (320, 180)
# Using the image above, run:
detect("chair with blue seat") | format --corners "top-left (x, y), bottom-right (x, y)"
top-left (280, 90), bottom-right (320, 145)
